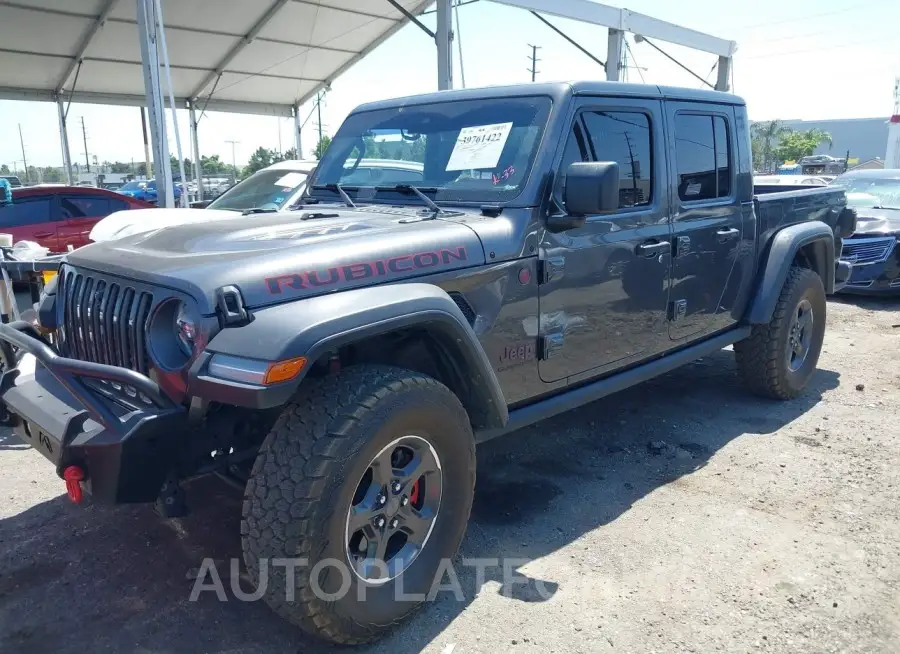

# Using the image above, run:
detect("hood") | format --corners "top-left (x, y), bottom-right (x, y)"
top-left (68, 207), bottom-right (486, 314)
top-left (851, 207), bottom-right (900, 236)
top-left (90, 207), bottom-right (243, 242)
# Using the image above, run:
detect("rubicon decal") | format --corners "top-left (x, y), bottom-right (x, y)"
top-left (266, 247), bottom-right (469, 294)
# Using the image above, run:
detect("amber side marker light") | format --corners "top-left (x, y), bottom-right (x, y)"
top-left (264, 357), bottom-right (307, 385)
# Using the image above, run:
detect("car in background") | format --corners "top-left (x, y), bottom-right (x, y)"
top-left (117, 178), bottom-right (183, 205)
top-left (89, 158), bottom-right (424, 242)
top-left (1, 175), bottom-right (23, 188)
top-left (0, 185), bottom-right (152, 252)
top-left (830, 169), bottom-right (900, 294)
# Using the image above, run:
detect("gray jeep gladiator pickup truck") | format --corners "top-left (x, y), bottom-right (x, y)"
top-left (0, 81), bottom-right (856, 644)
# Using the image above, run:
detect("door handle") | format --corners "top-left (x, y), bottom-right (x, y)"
top-left (716, 227), bottom-right (740, 242)
top-left (32, 231), bottom-right (54, 238)
top-left (636, 240), bottom-right (672, 257)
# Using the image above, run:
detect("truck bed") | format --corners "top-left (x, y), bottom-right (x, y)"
top-left (753, 186), bottom-right (846, 247)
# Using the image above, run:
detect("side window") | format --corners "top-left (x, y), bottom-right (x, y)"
top-left (0, 197), bottom-right (52, 226)
top-left (674, 113), bottom-right (732, 201)
top-left (581, 111), bottom-right (653, 208)
top-left (108, 198), bottom-right (130, 212)
top-left (553, 122), bottom-right (590, 204)
top-left (713, 116), bottom-right (731, 197)
top-left (60, 196), bottom-right (110, 219)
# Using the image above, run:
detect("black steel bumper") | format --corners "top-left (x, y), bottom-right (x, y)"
top-left (0, 321), bottom-right (186, 504)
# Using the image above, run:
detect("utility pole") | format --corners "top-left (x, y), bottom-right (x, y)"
top-left (225, 140), bottom-right (240, 183)
top-left (80, 117), bottom-right (90, 173)
top-left (527, 44), bottom-right (541, 82)
top-left (18, 124), bottom-right (29, 184)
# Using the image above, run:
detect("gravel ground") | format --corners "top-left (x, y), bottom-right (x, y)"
top-left (1, 295), bottom-right (898, 654)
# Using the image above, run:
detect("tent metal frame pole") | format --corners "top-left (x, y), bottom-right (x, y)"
top-left (189, 101), bottom-right (202, 199)
top-left (56, 95), bottom-right (74, 185)
top-left (293, 103), bottom-right (303, 159)
top-left (715, 55), bottom-right (731, 92)
top-left (136, 0), bottom-right (173, 207)
top-left (606, 28), bottom-right (624, 81)
top-left (436, 0), bottom-right (453, 90)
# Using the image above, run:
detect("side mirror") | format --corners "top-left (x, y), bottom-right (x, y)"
top-left (564, 161), bottom-right (620, 216)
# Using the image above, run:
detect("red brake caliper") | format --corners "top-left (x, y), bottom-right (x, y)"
top-left (409, 478), bottom-right (421, 506)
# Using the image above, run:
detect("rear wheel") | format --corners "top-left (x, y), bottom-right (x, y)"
top-left (735, 266), bottom-right (826, 399)
top-left (241, 365), bottom-right (475, 645)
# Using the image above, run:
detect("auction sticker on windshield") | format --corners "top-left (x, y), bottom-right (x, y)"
top-left (274, 172), bottom-right (306, 188)
top-left (446, 122), bottom-right (513, 171)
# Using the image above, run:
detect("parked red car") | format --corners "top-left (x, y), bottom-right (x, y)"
top-left (0, 185), bottom-right (152, 252)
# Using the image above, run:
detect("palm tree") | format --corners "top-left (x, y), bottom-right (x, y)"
top-left (750, 120), bottom-right (792, 173)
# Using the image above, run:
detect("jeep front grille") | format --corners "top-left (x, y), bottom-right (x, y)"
top-left (841, 236), bottom-right (896, 265)
top-left (58, 268), bottom-right (153, 374)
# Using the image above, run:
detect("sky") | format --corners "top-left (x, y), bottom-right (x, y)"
top-left (1, 0), bottom-right (899, 171)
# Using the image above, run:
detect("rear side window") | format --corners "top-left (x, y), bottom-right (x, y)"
top-left (60, 196), bottom-right (110, 219)
top-left (674, 113), bottom-right (732, 201)
top-left (0, 197), bottom-right (51, 226)
top-left (581, 111), bottom-right (653, 208)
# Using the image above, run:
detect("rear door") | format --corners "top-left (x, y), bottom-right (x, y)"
top-left (0, 194), bottom-right (58, 251)
top-left (57, 194), bottom-right (125, 250)
top-left (665, 104), bottom-right (744, 340)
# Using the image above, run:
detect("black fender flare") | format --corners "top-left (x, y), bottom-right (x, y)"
top-left (747, 221), bottom-right (834, 324)
top-left (199, 283), bottom-right (508, 430)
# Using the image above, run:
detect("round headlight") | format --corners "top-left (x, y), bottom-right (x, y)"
top-left (174, 303), bottom-right (196, 355)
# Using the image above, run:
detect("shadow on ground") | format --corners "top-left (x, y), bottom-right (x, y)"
top-left (830, 293), bottom-right (900, 312)
top-left (0, 351), bottom-right (839, 653)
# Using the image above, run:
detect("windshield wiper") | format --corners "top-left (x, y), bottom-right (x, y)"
top-left (873, 205), bottom-right (900, 211)
top-left (376, 184), bottom-right (443, 216)
top-left (241, 207), bottom-right (279, 215)
top-left (312, 183), bottom-right (356, 208)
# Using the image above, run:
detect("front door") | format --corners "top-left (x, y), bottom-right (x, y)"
top-left (538, 98), bottom-right (672, 383)
top-left (57, 194), bottom-right (117, 250)
top-left (665, 104), bottom-right (744, 340)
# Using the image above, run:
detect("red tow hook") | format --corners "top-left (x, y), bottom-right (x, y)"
top-left (63, 466), bottom-right (85, 504)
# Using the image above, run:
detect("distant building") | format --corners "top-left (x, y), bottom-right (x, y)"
top-left (779, 117), bottom-right (889, 163)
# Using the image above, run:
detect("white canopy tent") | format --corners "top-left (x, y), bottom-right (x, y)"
top-left (0, 0), bottom-right (736, 206)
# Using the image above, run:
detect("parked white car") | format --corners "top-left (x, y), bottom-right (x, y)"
top-left (89, 158), bottom-right (424, 243)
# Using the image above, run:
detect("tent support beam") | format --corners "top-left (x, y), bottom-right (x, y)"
top-left (436, 0), bottom-right (453, 90)
top-left (293, 102), bottom-right (303, 159)
top-left (136, 0), bottom-right (172, 206)
top-left (55, 0), bottom-right (119, 93)
top-left (189, 101), bottom-right (202, 198)
top-left (715, 55), bottom-right (731, 92)
top-left (190, 0), bottom-right (291, 101)
top-left (56, 95), bottom-right (74, 185)
top-left (606, 28), bottom-right (624, 81)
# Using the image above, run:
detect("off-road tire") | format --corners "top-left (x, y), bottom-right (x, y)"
top-left (735, 266), bottom-right (826, 399)
top-left (241, 365), bottom-right (476, 645)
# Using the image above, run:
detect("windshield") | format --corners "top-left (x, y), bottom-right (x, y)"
top-left (207, 168), bottom-right (310, 211)
top-left (120, 181), bottom-right (145, 192)
top-left (831, 175), bottom-right (900, 210)
top-left (310, 96), bottom-right (552, 204)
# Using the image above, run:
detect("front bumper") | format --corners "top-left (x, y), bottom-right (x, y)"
top-left (839, 249), bottom-right (900, 295)
top-left (0, 322), bottom-right (186, 504)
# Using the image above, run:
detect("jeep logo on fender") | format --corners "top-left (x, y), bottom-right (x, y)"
top-left (266, 247), bottom-right (468, 294)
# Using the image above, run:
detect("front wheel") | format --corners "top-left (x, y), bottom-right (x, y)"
top-left (241, 365), bottom-right (475, 645)
top-left (735, 266), bottom-right (826, 399)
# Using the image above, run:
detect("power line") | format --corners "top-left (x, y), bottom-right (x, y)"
top-left (623, 38), bottom-right (646, 84)
top-left (527, 44), bottom-right (541, 82)
top-left (742, 37), bottom-right (883, 59)
top-left (741, 1), bottom-right (887, 29)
